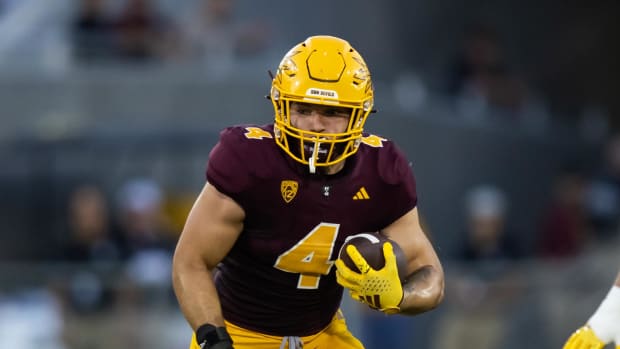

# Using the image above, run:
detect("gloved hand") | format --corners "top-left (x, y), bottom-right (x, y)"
top-left (335, 242), bottom-right (403, 314)
top-left (196, 324), bottom-right (234, 349)
top-left (562, 326), bottom-right (606, 349)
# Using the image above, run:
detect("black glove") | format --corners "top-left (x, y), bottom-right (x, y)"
top-left (196, 323), bottom-right (234, 349)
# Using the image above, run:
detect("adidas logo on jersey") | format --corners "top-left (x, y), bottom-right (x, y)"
top-left (352, 187), bottom-right (370, 200)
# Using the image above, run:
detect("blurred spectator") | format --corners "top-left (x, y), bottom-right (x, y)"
top-left (115, 177), bottom-right (175, 303)
top-left (434, 185), bottom-right (524, 349)
top-left (457, 184), bottom-right (523, 261)
top-left (448, 23), bottom-right (549, 130)
top-left (448, 24), bottom-right (504, 97)
top-left (60, 183), bottom-right (123, 313)
top-left (71, 0), bottom-right (116, 63)
top-left (537, 166), bottom-right (588, 258)
top-left (63, 184), bottom-right (123, 264)
top-left (180, 0), bottom-right (270, 79)
top-left (586, 133), bottom-right (620, 239)
top-left (116, 178), bottom-right (175, 255)
top-left (114, 0), bottom-right (175, 62)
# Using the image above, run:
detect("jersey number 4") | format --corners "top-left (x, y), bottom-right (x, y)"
top-left (273, 223), bottom-right (340, 289)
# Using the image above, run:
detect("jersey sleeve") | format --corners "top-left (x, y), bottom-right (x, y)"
top-left (206, 127), bottom-right (254, 202)
top-left (377, 141), bottom-right (418, 221)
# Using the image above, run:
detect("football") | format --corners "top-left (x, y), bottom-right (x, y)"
top-left (338, 232), bottom-right (408, 281)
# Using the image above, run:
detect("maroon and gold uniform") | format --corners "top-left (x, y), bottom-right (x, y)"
top-left (205, 124), bottom-right (417, 337)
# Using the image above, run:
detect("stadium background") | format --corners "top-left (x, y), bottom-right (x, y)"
top-left (0, 0), bottom-right (619, 348)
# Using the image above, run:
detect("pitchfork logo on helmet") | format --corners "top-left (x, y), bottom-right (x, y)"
top-left (270, 35), bottom-right (374, 172)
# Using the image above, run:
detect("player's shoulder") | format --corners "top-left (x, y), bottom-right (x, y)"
top-left (212, 123), bottom-right (280, 164)
top-left (214, 124), bottom-right (277, 159)
top-left (207, 124), bottom-right (279, 196)
top-left (218, 124), bottom-right (275, 147)
top-left (357, 133), bottom-right (413, 184)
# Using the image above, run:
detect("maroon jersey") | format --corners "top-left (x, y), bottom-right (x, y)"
top-left (206, 124), bottom-right (417, 337)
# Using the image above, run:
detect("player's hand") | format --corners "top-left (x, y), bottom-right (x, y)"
top-left (563, 325), bottom-right (606, 349)
top-left (335, 242), bottom-right (403, 314)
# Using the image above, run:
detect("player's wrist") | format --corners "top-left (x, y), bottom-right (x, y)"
top-left (588, 286), bottom-right (620, 343)
top-left (196, 323), bottom-right (233, 349)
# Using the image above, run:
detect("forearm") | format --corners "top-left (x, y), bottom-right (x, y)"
top-left (398, 265), bottom-right (445, 315)
top-left (172, 260), bottom-right (225, 329)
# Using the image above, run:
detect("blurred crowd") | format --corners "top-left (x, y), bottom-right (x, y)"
top-left (0, 0), bottom-right (615, 134)
top-left (60, 178), bottom-right (177, 308)
top-left (451, 132), bottom-right (620, 263)
top-left (0, 176), bottom-right (193, 349)
top-left (444, 24), bottom-right (550, 131)
top-left (70, 0), bottom-right (271, 77)
top-left (434, 132), bottom-right (620, 349)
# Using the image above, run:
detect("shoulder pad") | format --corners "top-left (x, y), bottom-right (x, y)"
top-left (206, 125), bottom-right (275, 195)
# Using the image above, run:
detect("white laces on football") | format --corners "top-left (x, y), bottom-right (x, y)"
top-left (279, 336), bottom-right (303, 349)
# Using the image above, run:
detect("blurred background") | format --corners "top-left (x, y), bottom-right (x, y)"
top-left (0, 0), bottom-right (619, 348)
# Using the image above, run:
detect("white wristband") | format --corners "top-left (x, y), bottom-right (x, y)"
top-left (588, 286), bottom-right (620, 344)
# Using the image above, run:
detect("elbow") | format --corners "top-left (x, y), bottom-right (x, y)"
top-left (171, 247), bottom-right (214, 300)
top-left (428, 263), bottom-right (445, 309)
top-left (429, 279), bottom-right (445, 310)
top-left (171, 245), bottom-right (213, 281)
top-left (399, 266), bottom-right (445, 315)
top-left (171, 247), bottom-right (201, 283)
top-left (429, 269), bottom-right (446, 309)
top-left (171, 250), bottom-right (186, 292)
top-left (420, 277), bottom-right (445, 312)
top-left (171, 247), bottom-right (186, 279)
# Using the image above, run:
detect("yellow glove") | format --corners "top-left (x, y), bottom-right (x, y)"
top-left (563, 326), bottom-right (606, 349)
top-left (335, 242), bottom-right (403, 314)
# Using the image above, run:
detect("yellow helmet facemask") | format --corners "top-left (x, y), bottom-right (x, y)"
top-left (270, 35), bottom-right (374, 173)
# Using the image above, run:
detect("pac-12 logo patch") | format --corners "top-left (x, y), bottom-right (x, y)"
top-left (281, 180), bottom-right (299, 203)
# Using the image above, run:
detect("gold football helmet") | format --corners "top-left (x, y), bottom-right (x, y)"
top-left (270, 35), bottom-right (374, 172)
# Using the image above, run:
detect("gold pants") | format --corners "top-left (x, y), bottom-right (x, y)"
top-left (189, 310), bottom-right (364, 349)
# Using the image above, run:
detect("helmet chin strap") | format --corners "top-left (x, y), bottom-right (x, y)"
top-left (308, 138), bottom-right (321, 174)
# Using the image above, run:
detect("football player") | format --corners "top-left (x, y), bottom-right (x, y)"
top-left (563, 270), bottom-right (620, 349)
top-left (172, 35), bottom-right (445, 349)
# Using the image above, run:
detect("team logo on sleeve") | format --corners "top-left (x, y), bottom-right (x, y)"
top-left (244, 127), bottom-right (273, 140)
top-left (361, 135), bottom-right (386, 147)
top-left (281, 180), bottom-right (299, 203)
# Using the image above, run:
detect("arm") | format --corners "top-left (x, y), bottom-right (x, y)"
top-left (563, 269), bottom-right (620, 349)
top-left (172, 182), bottom-right (244, 329)
top-left (382, 207), bottom-right (445, 315)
